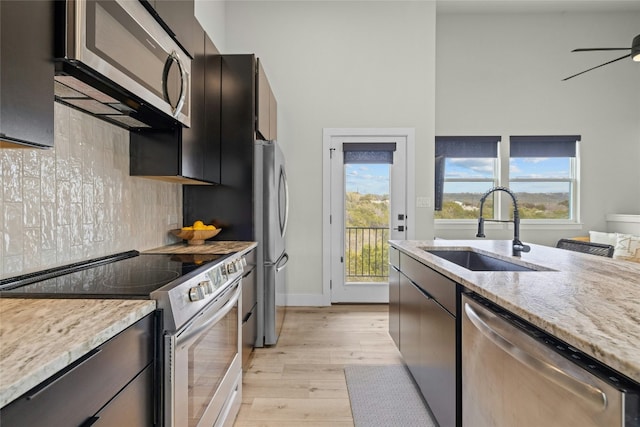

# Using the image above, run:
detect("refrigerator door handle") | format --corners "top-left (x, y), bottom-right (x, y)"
top-left (276, 252), bottom-right (289, 272)
top-left (280, 167), bottom-right (290, 238)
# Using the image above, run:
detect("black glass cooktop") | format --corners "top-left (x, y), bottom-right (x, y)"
top-left (0, 250), bottom-right (227, 299)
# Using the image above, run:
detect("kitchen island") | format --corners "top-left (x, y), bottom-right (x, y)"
top-left (390, 239), bottom-right (640, 383)
top-left (0, 299), bottom-right (155, 408)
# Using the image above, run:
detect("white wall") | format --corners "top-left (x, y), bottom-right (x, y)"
top-left (195, 0), bottom-right (227, 52)
top-left (225, 1), bottom-right (437, 303)
top-left (435, 11), bottom-right (640, 245)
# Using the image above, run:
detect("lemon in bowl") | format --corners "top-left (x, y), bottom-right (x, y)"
top-left (172, 220), bottom-right (220, 245)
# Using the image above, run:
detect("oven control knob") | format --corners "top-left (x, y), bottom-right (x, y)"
top-left (226, 262), bottom-right (236, 274)
top-left (200, 280), bottom-right (214, 295)
top-left (189, 285), bottom-right (205, 302)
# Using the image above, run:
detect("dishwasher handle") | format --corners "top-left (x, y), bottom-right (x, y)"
top-left (464, 302), bottom-right (608, 411)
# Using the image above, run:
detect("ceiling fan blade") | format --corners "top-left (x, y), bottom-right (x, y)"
top-left (562, 53), bottom-right (632, 81)
top-left (572, 48), bottom-right (630, 52)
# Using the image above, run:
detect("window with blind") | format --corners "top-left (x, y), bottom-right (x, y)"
top-left (434, 136), bottom-right (500, 220)
top-left (508, 135), bottom-right (580, 221)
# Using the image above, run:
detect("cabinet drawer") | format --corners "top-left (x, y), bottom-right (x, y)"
top-left (390, 246), bottom-right (400, 269)
top-left (0, 314), bottom-right (154, 427)
top-left (242, 303), bottom-right (257, 371)
top-left (401, 253), bottom-right (456, 315)
top-left (244, 249), bottom-right (257, 269)
top-left (91, 364), bottom-right (154, 426)
top-left (242, 265), bottom-right (257, 313)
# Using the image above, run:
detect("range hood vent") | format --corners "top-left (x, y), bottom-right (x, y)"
top-left (54, 62), bottom-right (177, 131)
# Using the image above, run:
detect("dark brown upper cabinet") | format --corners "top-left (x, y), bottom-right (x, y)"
top-left (142, 0), bottom-right (195, 58)
top-left (130, 19), bottom-right (221, 185)
top-left (0, 1), bottom-right (55, 148)
top-left (256, 59), bottom-right (278, 141)
top-left (203, 36), bottom-right (222, 184)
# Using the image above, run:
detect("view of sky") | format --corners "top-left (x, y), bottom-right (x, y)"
top-left (445, 157), bottom-right (571, 193)
top-left (344, 158), bottom-right (571, 196)
top-left (345, 164), bottom-right (390, 195)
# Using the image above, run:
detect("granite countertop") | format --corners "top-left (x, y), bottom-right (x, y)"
top-left (143, 240), bottom-right (257, 256)
top-left (0, 299), bottom-right (156, 408)
top-left (390, 239), bottom-right (640, 383)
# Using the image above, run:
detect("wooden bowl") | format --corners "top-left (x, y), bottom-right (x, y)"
top-left (171, 228), bottom-right (221, 245)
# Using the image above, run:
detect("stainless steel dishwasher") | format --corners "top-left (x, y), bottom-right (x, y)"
top-left (462, 292), bottom-right (640, 427)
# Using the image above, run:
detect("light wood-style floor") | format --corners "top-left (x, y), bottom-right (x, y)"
top-left (234, 304), bottom-right (403, 426)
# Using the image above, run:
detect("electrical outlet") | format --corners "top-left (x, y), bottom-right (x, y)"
top-left (167, 214), bottom-right (178, 226)
top-left (416, 197), bottom-right (431, 208)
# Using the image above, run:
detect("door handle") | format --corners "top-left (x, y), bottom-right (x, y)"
top-left (393, 226), bottom-right (405, 232)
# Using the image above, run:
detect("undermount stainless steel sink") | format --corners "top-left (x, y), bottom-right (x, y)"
top-left (426, 250), bottom-right (540, 272)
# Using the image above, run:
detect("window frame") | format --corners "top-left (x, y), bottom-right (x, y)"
top-left (434, 136), bottom-right (501, 221)
top-left (434, 135), bottom-right (581, 226)
top-left (508, 137), bottom-right (580, 224)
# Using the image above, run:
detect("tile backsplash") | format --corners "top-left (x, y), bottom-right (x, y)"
top-left (0, 103), bottom-right (182, 278)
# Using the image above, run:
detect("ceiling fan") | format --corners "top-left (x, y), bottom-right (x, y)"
top-left (562, 34), bottom-right (640, 81)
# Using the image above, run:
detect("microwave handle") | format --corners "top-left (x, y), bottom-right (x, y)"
top-left (162, 51), bottom-right (187, 118)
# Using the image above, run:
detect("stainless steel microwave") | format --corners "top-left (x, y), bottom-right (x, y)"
top-left (55, 0), bottom-right (191, 129)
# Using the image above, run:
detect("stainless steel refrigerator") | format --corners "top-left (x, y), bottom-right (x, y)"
top-left (255, 140), bottom-right (289, 346)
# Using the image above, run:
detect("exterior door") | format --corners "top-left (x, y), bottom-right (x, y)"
top-left (325, 130), bottom-right (412, 303)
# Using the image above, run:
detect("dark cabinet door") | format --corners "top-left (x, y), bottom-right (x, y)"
top-left (389, 248), bottom-right (400, 347)
top-left (399, 273), bottom-right (421, 376)
top-left (242, 260), bottom-right (258, 370)
top-left (419, 296), bottom-right (456, 427)
top-left (91, 365), bottom-right (154, 426)
top-left (203, 34), bottom-right (222, 184)
top-left (0, 0), bottom-right (54, 148)
top-left (220, 55), bottom-right (256, 187)
top-left (151, 0), bottom-right (195, 58)
top-left (180, 18), bottom-right (205, 180)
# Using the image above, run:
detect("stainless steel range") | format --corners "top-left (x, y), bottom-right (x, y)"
top-left (0, 250), bottom-right (245, 427)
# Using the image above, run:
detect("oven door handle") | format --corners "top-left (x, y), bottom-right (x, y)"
top-left (177, 281), bottom-right (241, 347)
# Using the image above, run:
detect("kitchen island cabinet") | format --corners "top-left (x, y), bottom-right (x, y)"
top-left (395, 250), bottom-right (458, 427)
top-left (388, 246), bottom-right (400, 347)
top-left (389, 239), bottom-right (640, 382)
top-left (0, 299), bottom-right (156, 416)
top-left (390, 240), bottom-right (640, 426)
